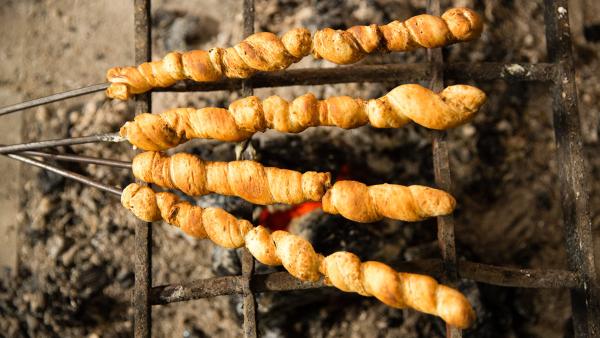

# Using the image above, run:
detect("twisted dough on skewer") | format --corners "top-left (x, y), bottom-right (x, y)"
top-left (131, 151), bottom-right (331, 205)
top-left (322, 180), bottom-right (456, 223)
top-left (121, 183), bottom-right (475, 328)
top-left (121, 183), bottom-right (252, 248)
top-left (120, 84), bottom-right (486, 151)
top-left (131, 151), bottom-right (456, 222)
top-left (106, 8), bottom-right (482, 100)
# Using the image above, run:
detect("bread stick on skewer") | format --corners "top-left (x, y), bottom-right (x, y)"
top-left (106, 8), bottom-right (482, 100)
top-left (120, 84), bottom-right (486, 151)
top-left (121, 183), bottom-right (475, 328)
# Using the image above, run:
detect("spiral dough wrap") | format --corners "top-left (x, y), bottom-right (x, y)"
top-left (106, 8), bottom-right (483, 100)
top-left (322, 180), bottom-right (456, 223)
top-left (120, 84), bottom-right (486, 151)
top-left (131, 151), bottom-right (331, 205)
top-left (121, 183), bottom-right (475, 328)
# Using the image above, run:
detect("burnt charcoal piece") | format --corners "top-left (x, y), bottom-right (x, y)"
top-left (211, 246), bottom-right (241, 276)
top-left (257, 134), bottom-right (349, 175)
top-left (584, 24), bottom-right (600, 42)
top-left (289, 209), bottom-right (385, 259)
top-left (38, 169), bottom-right (65, 195)
top-left (153, 9), bottom-right (219, 51)
top-left (182, 316), bottom-right (210, 338)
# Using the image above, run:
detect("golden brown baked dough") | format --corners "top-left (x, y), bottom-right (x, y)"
top-left (322, 180), bottom-right (456, 222)
top-left (319, 251), bottom-right (475, 329)
top-left (120, 84), bottom-right (486, 151)
top-left (106, 8), bottom-right (482, 100)
top-left (312, 7), bottom-right (482, 64)
top-left (131, 151), bottom-right (455, 222)
top-left (131, 151), bottom-right (331, 205)
top-left (121, 183), bottom-right (475, 328)
top-left (121, 182), bottom-right (253, 248)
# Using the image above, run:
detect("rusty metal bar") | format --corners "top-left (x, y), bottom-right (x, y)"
top-left (428, 0), bottom-right (457, 279)
top-left (427, 1), bottom-right (460, 337)
top-left (150, 260), bottom-right (581, 305)
top-left (239, 0), bottom-right (258, 337)
top-left (458, 261), bottom-right (580, 289)
top-left (157, 62), bottom-right (555, 93)
top-left (152, 275), bottom-right (244, 305)
top-left (151, 271), bottom-right (324, 305)
top-left (0, 62), bottom-right (554, 116)
top-left (133, 0), bottom-right (152, 337)
top-left (241, 249), bottom-right (257, 338)
top-left (543, 0), bottom-right (600, 336)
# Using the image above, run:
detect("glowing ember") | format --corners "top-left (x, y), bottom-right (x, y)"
top-left (258, 202), bottom-right (322, 231)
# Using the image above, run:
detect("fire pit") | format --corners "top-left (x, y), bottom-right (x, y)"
top-left (0, 0), bottom-right (597, 337)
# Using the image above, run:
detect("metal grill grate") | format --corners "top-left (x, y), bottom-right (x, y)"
top-left (1, 0), bottom-right (596, 337)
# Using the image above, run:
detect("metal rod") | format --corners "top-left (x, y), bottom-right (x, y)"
top-left (0, 83), bottom-right (109, 116)
top-left (544, 0), bottom-right (600, 336)
top-left (241, 248), bottom-right (257, 338)
top-left (21, 150), bottom-right (131, 169)
top-left (458, 261), bottom-right (580, 289)
top-left (157, 62), bottom-right (555, 93)
top-left (427, 1), bottom-right (460, 337)
top-left (149, 260), bottom-right (581, 305)
top-left (3, 153), bottom-right (122, 196)
top-left (0, 133), bottom-right (124, 154)
top-left (0, 62), bottom-right (554, 117)
top-left (133, 0), bottom-right (153, 337)
top-left (240, 1), bottom-right (258, 337)
top-left (428, 0), bottom-right (457, 280)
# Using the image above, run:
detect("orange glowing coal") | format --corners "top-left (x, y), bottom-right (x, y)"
top-left (258, 201), bottom-right (322, 231)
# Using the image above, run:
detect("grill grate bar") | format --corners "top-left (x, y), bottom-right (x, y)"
top-left (240, 0), bottom-right (258, 337)
top-left (544, 0), bottom-right (600, 336)
top-left (150, 260), bottom-right (581, 305)
top-left (133, 0), bottom-right (153, 337)
top-left (0, 62), bottom-right (554, 117)
top-left (158, 62), bottom-right (556, 93)
top-left (427, 1), bottom-right (461, 337)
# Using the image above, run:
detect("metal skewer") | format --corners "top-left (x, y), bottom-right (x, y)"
top-left (21, 150), bottom-right (132, 169)
top-left (0, 133), bottom-right (125, 154)
top-left (4, 152), bottom-right (122, 196)
top-left (0, 83), bottom-right (110, 116)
